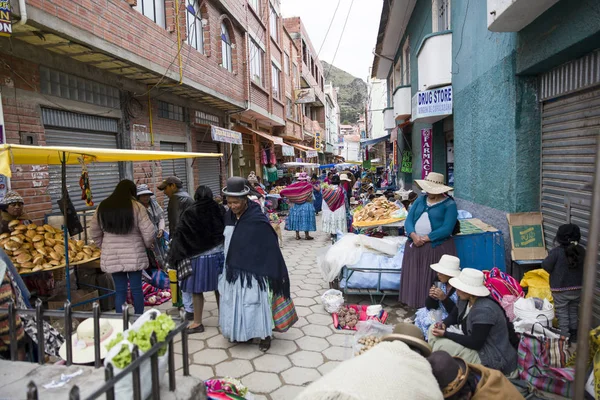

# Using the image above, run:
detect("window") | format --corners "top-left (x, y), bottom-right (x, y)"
top-left (433, 0), bottom-right (450, 32)
top-left (195, 110), bottom-right (220, 125)
top-left (271, 63), bottom-right (281, 100)
top-left (186, 0), bottom-right (204, 53)
top-left (284, 53), bottom-right (290, 75)
top-left (248, 0), bottom-right (260, 13)
top-left (158, 101), bottom-right (184, 121)
top-left (286, 97), bottom-right (293, 119)
top-left (249, 39), bottom-right (264, 86)
top-left (221, 22), bottom-right (233, 72)
top-left (134, 0), bottom-right (166, 28)
top-left (40, 67), bottom-right (120, 108)
top-left (402, 38), bottom-right (411, 85)
top-left (269, 4), bottom-right (279, 42)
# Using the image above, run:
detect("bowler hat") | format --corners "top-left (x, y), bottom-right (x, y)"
top-left (222, 177), bottom-right (251, 197)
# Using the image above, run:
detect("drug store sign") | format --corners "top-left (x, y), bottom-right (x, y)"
top-left (412, 85), bottom-right (452, 122)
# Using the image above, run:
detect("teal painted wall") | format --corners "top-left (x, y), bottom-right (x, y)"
top-left (517, 0), bottom-right (600, 75)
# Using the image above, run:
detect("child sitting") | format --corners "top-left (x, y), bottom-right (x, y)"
top-left (542, 223), bottom-right (585, 343)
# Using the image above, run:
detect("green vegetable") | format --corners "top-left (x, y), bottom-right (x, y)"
top-left (126, 314), bottom-right (176, 356)
top-left (112, 344), bottom-right (132, 369)
top-left (105, 332), bottom-right (124, 352)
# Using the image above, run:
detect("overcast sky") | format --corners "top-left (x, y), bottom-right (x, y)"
top-left (281, 0), bottom-right (383, 83)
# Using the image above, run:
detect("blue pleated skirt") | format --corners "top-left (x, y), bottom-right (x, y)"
top-left (181, 248), bottom-right (224, 294)
top-left (285, 201), bottom-right (317, 232)
top-left (313, 190), bottom-right (323, 213)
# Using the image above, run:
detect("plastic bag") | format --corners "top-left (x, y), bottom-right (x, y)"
top-left (514, 297), bottom-right (554, 322)
top-left (352, 320), bottom-right (393, 357)
top-left (520, 269), bottom-right (553, 303)
top-left (321, 289), bottom-right (344, 314)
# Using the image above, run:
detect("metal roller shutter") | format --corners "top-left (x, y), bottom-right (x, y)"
top-left (196, 141), bottom-right (221, 196)
top-left (540, 86), bottom-right (600, 322)
top-left (160, 142), bottom-right (189, 229)
top-left (42, 109), bottom-right (120, 213)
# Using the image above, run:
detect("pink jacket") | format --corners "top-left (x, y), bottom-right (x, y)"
top-left (90, 201), bottom-right (155, 274)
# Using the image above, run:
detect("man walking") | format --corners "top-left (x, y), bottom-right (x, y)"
top-left (158, 176), bottom-right (194, 319)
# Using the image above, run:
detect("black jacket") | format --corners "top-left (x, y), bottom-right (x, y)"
top-left (167, 191), bottom-right (193, 235)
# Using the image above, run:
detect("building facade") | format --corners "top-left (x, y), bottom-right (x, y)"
top-left (372, 0), bottom-right (599, 318)
top-left (324, 83), bottom-right (340, 162)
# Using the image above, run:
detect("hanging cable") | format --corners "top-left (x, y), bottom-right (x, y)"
top-left (325, 0), bottom-right (355, 82)
top-left (316, 0), bottom-right (341, 57)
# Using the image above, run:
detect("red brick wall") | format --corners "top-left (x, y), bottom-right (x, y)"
top-left (27, 0), bottom-right (247, 104)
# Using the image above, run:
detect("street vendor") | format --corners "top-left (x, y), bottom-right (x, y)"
top-left (321, 175), bottom-right (348, 238)
top-left (280, 172), bottom-right (316, 241)
top-left (400, 172), bottom-right (457, 309)
top-left (0, 191), bottom-right (31, 234)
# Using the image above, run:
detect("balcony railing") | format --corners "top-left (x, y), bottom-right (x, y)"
top-left (487, 0), bottom-right (560, 32)
top-left (417, 32), bottom-right (452, 90)
top-left (393, 85), bottom-right (412, 120)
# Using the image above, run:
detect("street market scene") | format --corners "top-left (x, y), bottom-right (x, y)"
top-left (0, 0), bottom-right (598, 399)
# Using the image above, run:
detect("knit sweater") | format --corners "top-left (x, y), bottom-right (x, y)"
top-left (295, 341), bottom-right (443, 400)
top-left (542, 246), bottom-right (585, 290)
top-left (405, 196), bottom-right (457, 247)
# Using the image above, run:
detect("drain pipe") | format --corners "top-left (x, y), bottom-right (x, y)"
top-left (16, 0), bottom-right (27, 26)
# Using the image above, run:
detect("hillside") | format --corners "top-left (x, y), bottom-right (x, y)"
top-left (322, 61), bottom-right (367, 125)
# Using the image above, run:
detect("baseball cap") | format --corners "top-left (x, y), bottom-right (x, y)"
top-left (157, 176), bottom-right (183, 190)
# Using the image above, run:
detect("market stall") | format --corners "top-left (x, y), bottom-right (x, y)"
top-left (0, 144), bottom-right (222, 307)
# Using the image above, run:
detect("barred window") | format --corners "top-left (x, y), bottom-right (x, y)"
top-left (158, 101), bottom-right (184, 121)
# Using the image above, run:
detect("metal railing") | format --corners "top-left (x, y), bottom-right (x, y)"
top-left (0, 300), bottom-right (190, 400)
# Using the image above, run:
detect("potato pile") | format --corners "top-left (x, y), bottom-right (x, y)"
top-left (2, 223), bottom-right (101, 274)
top-left (353, 197), bottom-right (400, 223)
top-left (355, 335), bottom-right (382, 356)
top-left (337, 306), bottom-right (359, 328)
top-left (269, 186), bottom-right (286, 195)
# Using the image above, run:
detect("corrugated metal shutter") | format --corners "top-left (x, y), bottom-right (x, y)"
top-left (541, 85), bottom-right (600, 323)
top-left (196, 141), bottom-right (221, 196)
top-left (160, 142), bottom-right (189, 229)
top-left (42, 109), bottom-right (119, 213)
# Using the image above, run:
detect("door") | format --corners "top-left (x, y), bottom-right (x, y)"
top-left (540, 86), bottom-right (600, 322)
top-left (196, 141), bottom-right (221, 196)
top-left (42, 109), bottom-right (120, 213)
top-left (160, 141), bottom-right (189, 229)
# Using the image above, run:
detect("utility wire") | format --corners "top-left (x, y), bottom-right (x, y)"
top-left (325, 0), bottom-right (355, 82)
top-left (317, 0), bottom-right (342, 57)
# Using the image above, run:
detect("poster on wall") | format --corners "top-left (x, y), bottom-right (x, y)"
top-left (421, 128), bottom-right (432, 179)
top-left (447, 163), bottom-right (454, 186)
top-left (294, 88), bottom-right (316, 104)
top-left (401, 150), bottom-right (412, 173)
top-left (306, 150), bottom-right (318, 158)
top-left (282, 145), bottom-right (295, 157)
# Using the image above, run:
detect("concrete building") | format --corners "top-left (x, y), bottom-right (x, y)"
top-left (369, 78), bottom-right (388, 139)
top-left (324, 83), bottom-right (340, 162)
top-left (372, 0), bottom-right (600, 316)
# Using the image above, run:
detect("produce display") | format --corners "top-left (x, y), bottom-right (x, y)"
top-left (1, 223), bottom-right (101, 274)
top-left (269, 186), bottom-right (286, 194)
top-left (353, 197), bottom-right (400, 223)
top-left (355, 335), bottom-right (383, 356)
top-left (337, 306), bottom-right (359, 328)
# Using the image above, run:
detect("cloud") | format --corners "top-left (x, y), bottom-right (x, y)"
top-left (281, 0), bottom-right (383, 81)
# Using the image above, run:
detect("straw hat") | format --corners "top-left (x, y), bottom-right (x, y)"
top-left (59, 318), bottom-right (125, 364)
top-left (430, 255), bottom-right (461, 278)
top-left (339, 173), bottom-right (352, 182)
top-left (448, 268), bottom-right (490, 297)
top-left (414, 172), bottom-right (453, 195)
top-left (222, 177), bottom-right (251, 197)
top-left (381, 322), bottom-right (432, 357)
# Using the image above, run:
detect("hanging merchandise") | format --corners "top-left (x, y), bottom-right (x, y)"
top-left (78, 158), bottom-right (94, 207)
top-left (261, 149), bottom-right (268, 165)
top-left (270, 143), bottom-right (276, 165)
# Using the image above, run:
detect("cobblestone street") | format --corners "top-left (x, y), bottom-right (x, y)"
top-left (163, 218), bottom-right (410, 399)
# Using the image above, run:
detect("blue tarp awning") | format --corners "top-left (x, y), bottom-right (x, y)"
top-left (319, 164), bottom-right (336, 169)
top-left (360, 134), bottom-right (391, 147)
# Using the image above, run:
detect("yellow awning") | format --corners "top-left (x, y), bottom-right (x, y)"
top-left (0, 144), bottom-right (222, 177)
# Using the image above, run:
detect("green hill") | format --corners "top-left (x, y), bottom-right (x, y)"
top-left (322, 61), bottom-right (367, 125)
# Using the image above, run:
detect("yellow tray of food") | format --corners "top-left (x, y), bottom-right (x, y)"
top-left (19, 256), bottom-right (101, 276)
top-left (353, 217), bottom-right (405, 228)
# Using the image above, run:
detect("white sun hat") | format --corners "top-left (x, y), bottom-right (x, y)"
top-left (59, 318), bottom-right (126, 364)
top-left (339, 173), bottom-right (352, 182)
top-left (430, 255), bottom-right (461, 278)
top-left (414, 172), bottom-right (453, 195)
top-left (448, 268), bottom-right (490, 297)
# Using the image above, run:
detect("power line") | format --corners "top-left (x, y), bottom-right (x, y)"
top-left (317, 0), bottom-right (342, 57)
top-left (325, 0), bottom-right (355, 82)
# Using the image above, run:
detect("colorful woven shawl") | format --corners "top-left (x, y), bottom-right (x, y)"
top-left (322, 186), bottom-right (345, 212)
top-left (280, 182), bottom-right (313, 204)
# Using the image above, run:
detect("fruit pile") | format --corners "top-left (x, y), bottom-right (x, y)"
top-left (2, 222), bottom-right (101, 274)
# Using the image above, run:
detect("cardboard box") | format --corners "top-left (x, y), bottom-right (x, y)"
top-left (48, 289), bottom-right (99, 312)
top-left (507, 212), bottom-right (548, 261)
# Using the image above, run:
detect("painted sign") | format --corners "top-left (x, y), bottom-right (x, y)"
top-left (507, 212), bottom-right (548, 261)
top-left (401, 150), bottom-right (412, 173)
top-left (294, 88), bottom-right (316, 104)
top-left (0, 2), bottom-right (11, 37)
top-left (392, 141), bottom-right (398, 171)
top-left (421, 128), bottom-right (432, 179)
top-left (412, 85), bottom-right (452, 121)
top-left (314, 130), bottom-right (322, 151)
top-left (306, 150), bottom-right (318, 158)
top-left (282, 145), bottom-right (295, 157)
top-left (211, 126), bottom-right (242, 145)
top-left (510, 225), bottom-right (544, 248)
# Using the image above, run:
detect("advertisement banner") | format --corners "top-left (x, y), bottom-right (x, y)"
top-left (401, 150), bottom-right (412, 173)
top-left (306, 150), bottom-right (318, 158)
top-left (282, 145), bottom-right (295, 157)
top-left (294, 88), bottom-right (316, 104)
top-left (421, 128), bottom-right (432, 179)
top-left (314, 130), bottom-right (322, 151)
top-left (211, 126), bottom-right (242, 145)
top-left (412, 85), bottom-right (452, 121)
top-left (0, 2), bottom-right (11, 37)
